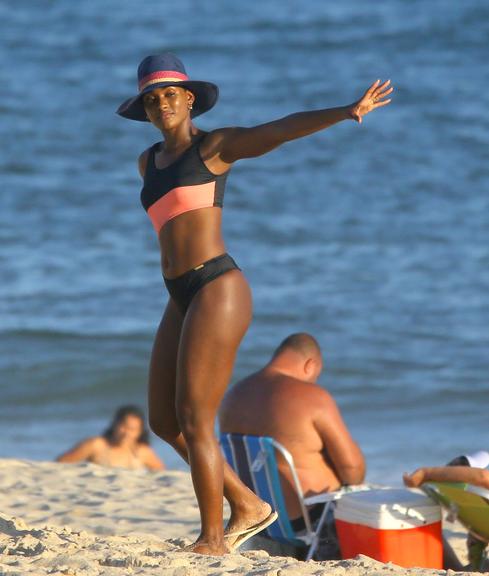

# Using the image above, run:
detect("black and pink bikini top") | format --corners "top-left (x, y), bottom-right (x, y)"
top-left (140, 135), bottom-right (229, 233)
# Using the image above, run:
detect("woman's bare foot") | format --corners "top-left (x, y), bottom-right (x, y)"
top-left (182, 539), bottom-right (230, 555)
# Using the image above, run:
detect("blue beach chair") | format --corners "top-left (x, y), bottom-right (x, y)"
top-left (220, 433), bottom-right (342, 560)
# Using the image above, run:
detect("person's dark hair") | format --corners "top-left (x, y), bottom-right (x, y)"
top-left (272, 332), bottom-right (321, 360)
top-left (447, 455), bottom-right (470, 467)
top-left (103, 405), bottom-right (150, 445)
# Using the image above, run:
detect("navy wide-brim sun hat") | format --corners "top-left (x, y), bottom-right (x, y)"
top-left (117, 53), bottom-right (219, 122)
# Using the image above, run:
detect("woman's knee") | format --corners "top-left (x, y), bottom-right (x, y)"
top-left (176, 404), bottom-right (214, 444)
top-left (148, 410), bottom-right (180, 444)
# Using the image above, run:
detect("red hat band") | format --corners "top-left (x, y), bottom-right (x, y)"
top-left (139, 70), bottom-right (189, 92)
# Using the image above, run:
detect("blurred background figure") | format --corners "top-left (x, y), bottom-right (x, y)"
top-left (56, 405), bottom-right (165, 471)
top-left (403, 450), bottom-right (489, 571)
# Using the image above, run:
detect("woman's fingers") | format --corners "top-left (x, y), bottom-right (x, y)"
top-left (353, 79), bottom-right (393, 120)
top-left (373, 98), bottom-right (392, 108)
top-left (370, 84), bottom-right (393, 109)
top-left (375, 86), bottom-right (394, 101)
top-left (377, 79), bottom-right (391, 91)
top-left (373, 79), bottom-right (391, 95)
top-left (364, 79), bottom-right (381, 98)
top-left (371, 80), bottom-right (392, 100)
top-left (377, 86), bottom-right (394, 97)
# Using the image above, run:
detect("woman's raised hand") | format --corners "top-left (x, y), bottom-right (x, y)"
top-left (349, 79), bottom-right (393, 123)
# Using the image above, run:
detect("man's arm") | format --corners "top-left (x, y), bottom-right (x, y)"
top-left (313, 393), bottom-right (366, 485)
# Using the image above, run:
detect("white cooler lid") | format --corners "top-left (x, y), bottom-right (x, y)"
top-left (334, 488), bottom-right (441, 530)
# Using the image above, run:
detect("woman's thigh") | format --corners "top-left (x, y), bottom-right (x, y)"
top-left (176, 270), bottom-right (252, 433)
top-left (148, 297), bottom-right (184, 438)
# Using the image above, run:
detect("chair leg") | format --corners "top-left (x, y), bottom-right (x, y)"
top-left (305, 502), bottom-right (332, 561)
top-left (306, 534), bottom-right (319, 561)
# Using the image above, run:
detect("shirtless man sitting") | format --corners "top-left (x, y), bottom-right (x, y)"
top-left (219, 332), bottom-right (365, 526)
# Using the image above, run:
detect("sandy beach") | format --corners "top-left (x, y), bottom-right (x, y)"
top-left (0, 458), bottom-right (477, 576)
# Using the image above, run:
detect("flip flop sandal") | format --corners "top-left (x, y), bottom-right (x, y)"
top-left (225, 511), bottom-right (278, 552)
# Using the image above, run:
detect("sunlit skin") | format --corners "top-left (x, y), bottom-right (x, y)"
top-left (220, 340), bottom-right (365, 519)
top-left (56, 415), bottom-right (165, 471)
top-left (139, 79), bottom-right (393, 555)
top-left (403, 466), bottom-right (489, 490)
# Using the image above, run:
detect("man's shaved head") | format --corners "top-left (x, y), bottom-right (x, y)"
top-left (272, 332), bottom-right (321, 361)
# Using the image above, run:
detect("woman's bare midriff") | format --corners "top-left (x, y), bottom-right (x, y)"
top-left (158, 207), bottom-right (226, 278)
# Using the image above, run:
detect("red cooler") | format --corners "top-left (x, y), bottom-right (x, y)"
top-left (334, 488), bottom-right (443, 568)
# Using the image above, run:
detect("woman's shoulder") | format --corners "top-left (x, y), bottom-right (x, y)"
top-left (58, 435), bottom-right (107, 461)
top-left (198, 128), bottom-right (240, 172)
top-left (135, 442), bottom-right (155, 457)
top-left (139, 142), bottom-right (159, 158)
top-left (83, 436), bottom-right (109, 452)
top-left (138, 143), bottom-right (159, 178)
top-left (200, 127), bottom-right (238, 147)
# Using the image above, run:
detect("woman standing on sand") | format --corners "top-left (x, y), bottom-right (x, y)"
top-left (117, 53), bottom-right (392, 555)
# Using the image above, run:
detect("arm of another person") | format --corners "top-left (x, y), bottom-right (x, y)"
top-left (313, 393), bottom-right (366, 486)
top-left (56, 437), bottom-right (101, 463)
top-left (139, 445), bottom-right (165, 472)
top-left (403, 466), bottom-right (489, 490)
top-left (201, 79), bottom-right (393, 170)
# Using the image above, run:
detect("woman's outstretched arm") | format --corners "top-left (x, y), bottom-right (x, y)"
top-left (205, 79), bottom-right (392, 166)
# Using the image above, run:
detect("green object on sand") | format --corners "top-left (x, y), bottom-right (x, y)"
top-left (424, 482), bottom-right (489, 541)
top-left (424, 482), bottom-right (489, 570)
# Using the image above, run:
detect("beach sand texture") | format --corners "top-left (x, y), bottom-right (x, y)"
top-left (0, 459), bottom-right (477, 575)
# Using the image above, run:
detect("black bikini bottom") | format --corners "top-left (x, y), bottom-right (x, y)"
top-left (164, 253), bottom-right (240, 315)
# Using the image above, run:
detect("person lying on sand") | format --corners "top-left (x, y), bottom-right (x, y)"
top-left (404, 450), bottom-right (489, 571)
top-left (56, 405), bottom-right (164, 471)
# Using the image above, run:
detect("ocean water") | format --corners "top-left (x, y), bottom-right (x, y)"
top-left (1, 0), bottom-right (488, 486)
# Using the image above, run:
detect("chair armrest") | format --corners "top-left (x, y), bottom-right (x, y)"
top-left (304, 484), bottom-right (379, 506)
top-left (467, 485), bottom-right (489, 501)
top-left (304, 492), bottom-right (341, 506)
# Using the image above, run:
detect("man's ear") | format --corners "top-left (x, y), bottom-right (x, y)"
top-left (304, 358), bottom-right (314, 378)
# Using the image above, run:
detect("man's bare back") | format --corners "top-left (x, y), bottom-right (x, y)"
top-left (219, 333), bottom-right (365, 520)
